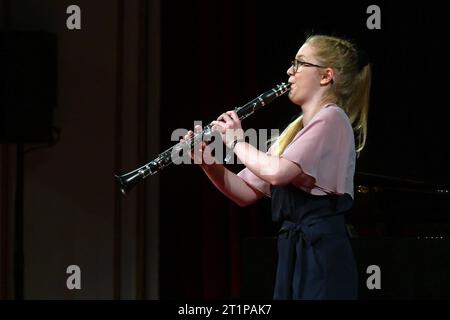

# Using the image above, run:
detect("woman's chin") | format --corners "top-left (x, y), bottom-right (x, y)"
top-left (288, 93), bottom-right (303, 106)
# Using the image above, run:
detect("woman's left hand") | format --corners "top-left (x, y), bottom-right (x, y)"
top-left (210, 111), bottom-right (244, 149)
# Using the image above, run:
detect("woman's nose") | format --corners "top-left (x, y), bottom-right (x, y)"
top-left (286, 66), bottom-right (294, 76)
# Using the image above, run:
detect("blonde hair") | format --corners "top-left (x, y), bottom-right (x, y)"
top-left (273, 35), bottom-right (371, 158)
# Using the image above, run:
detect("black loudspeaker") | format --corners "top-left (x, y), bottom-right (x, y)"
top-left (0, 31), bottom-right (57, 143)
top-left (241, 237), bottom-right (450, 299)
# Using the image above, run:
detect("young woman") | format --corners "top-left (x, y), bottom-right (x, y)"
top-left (181, 35), bottom-right (371, 300)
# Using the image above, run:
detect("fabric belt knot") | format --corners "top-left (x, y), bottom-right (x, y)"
top-left (279, 220), bottom-right (322, 246)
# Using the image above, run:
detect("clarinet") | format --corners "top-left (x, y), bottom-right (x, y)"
top-left (115, 82), bottom-right (291, 194)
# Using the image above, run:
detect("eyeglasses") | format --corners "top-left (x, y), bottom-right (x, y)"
top-left (290, 59), bottom-right (326, 73)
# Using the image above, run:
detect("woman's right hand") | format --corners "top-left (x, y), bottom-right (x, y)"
top-left (179, 125), bottom-right (216, 167)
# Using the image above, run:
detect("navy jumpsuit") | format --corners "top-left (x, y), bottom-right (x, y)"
top-left (271, 184), bottom-right (358, 300)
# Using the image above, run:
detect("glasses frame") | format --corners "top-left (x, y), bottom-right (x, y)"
top-left (291, 59), bottom-right (327, 73)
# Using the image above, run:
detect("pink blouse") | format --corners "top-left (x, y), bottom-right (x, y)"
top-left (237, 104), bottom-right (356, 199)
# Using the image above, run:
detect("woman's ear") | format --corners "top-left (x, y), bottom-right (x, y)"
top-left (320, 68), bottom-right (334, 85)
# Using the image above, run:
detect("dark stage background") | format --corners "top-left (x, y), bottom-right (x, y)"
top-left (159, 0), bottom-right (449, 299)
top-left (0, 0), bottom-right (449, 299)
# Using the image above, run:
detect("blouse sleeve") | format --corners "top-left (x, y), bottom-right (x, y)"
top-left (281, 107), bottom-right (355, 197)
top-left (236, 142), bottom-right (277, 198)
